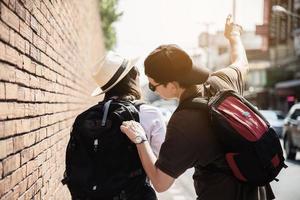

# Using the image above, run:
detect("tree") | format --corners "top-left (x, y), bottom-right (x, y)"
top-left (99, 0), bottom-right (123, 50)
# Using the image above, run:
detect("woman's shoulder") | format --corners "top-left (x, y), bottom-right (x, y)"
top-left (139, 104), bottom-right (161, 115)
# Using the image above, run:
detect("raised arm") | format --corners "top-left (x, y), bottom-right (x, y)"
top-left (224, 15), bottom-right (249, 71)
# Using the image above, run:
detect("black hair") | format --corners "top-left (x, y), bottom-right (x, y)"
top-left (104, 67), bottom-right (141, 101)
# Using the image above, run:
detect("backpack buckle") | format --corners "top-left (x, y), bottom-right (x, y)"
top-left (94, 139), bottom-right (99, 152)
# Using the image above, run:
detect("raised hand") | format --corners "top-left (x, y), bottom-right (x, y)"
top-left (224, 14), bottom-right (243, 40)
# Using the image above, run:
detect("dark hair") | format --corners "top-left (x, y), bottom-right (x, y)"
top-left (105, 67), bottom-right (141, 101)
top-left (144, 44), bottom-right (209, 89)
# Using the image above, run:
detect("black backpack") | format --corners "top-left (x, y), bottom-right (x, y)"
top-left (62, 99), bottom-right (156, 200)
top-left (176, 90), bottom-right (287, 186)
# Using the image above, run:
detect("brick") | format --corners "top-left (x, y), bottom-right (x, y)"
top-left (13, 135), bottom-right (24, 153)
top-left (0, 22), bottom-right (10, 43)
top-left (0, 176), bottom-right (11, 198)
top-left (33, 0), bottom-right (40, 9)
top-left (23, 87), bottom-right (31, 102)
top-left (33, 33), bottom-right (46, 52)
top-left (30, 44), bottom-right (40, 61)
top-left (19, 20), bottom-right (32, 42)
top-left (39, 26), bottom-right (47, 41)
top-left (8, 28), bottom-right (15, 46)
top-left (0, 63), bottom-right (16, 82)
top-left (22, 55), bottom-right (33, 73)
top-left (16, 69), bottom-right (30, 85)
top-left (8, 0), bottom-right (16, 11)
top-left (16, 86), bottom-right (24, 101)
top-left (24, 183), bottom-right (35, 200)
top-left (32, 5), bottom-right (45, 27)
top-left (30, 16), bottom-right (39, 34)
top-left (10, 167), bottom-right (24, 189)
top-left (15, 33), bottom-right (26, 53)
top-left (2, 0), bottom-right (9, 6)
top-left (5, 45), bottom-right (21, 67)
top-left (29, 71), bottom-right (39, 86)
top-left (0, 102), bottom-right (9, 120)
top-left (0, 161), bottom-right (2, 179)
top-left (20, 147), bottom-right (34, 165)
top-left (35, 64), bottom-right (42, 76)
top-left (0, 42), bottom-right (5, 61)
top-left (0, 139), bottom-right (8, 159)
top-left (24, 9), bottom-right (31, 25)
top-left (0, 82), bottom-right (5, 99)
top-left (3, 153), bottom-right (20, 176)
top-left (16, 118), bottom-right (30, 134)
top-left (14, 103), bottom-right (25, 118)
top-left (18, 178), bottom-right (27, 196)
top-left (4, 120), bottom-right (16, 137)
top-left (23, 0), bottom-right (33, 12)
top-left (5, 82), bottom-right (18, 100)
top-left (26, 159), bottom-right (37, 176)
top-left (40, 2), bottom-right (49, 19)
top-left (24, 131), bottom-right (35, 147)
top-left (0, 3), bottom-right (20, 31)
top-left (24, 41), bottom-right (29, 56)
top-left (0, 121), bottom-right (5, 139)
top-left (10, 185), bottom-right (20, 200)
top-left (6, 137), bottom-right (13, 155)
top-left (15, 0), bottom-right (26, 20)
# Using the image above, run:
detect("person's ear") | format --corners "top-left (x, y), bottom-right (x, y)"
top-left (170, 81), bottom-right (180, 89)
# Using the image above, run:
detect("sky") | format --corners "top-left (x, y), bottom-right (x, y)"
top-left (114, 0), bottom-right (264, 58)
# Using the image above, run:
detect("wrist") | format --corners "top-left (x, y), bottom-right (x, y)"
top-left (133, 135), bottom-right (147, 144)
top-left (230, 31), bottom-right (241, 37)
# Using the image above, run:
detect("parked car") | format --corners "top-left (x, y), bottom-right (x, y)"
top-left (282, 103), bottom-right (300, 160)
top-left (260, 110), bottom-right (285, 138)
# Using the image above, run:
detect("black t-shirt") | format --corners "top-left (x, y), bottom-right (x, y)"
top-left (155, 66), bottom-right (273, 200)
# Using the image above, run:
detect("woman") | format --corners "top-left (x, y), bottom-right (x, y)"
top-left (90, 51), bottom-right (166, 199)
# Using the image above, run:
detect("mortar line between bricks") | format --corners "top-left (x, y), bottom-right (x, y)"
top-left (0, 59), bottom-right (92, 95)
top-left (0, 114), bottom-right (76, 141)
top-left (0, 35), bottom-right (90, 93)
top-left (0, 19), bottom-right (90, 92)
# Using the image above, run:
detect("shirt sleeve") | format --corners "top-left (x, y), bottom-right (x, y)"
top-left (139, 104), bottom-right (166, 157)
top-left (206, 66), bottom-right (247, 95)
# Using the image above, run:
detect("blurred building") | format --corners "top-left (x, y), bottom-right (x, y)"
top-left (198, 30), bottom-right (270, 108)
top-left (197, 0), bottom-right (300, 113)
top-left (255, 0), bottom-right (300, 113)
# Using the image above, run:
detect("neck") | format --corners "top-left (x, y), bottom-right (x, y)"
top-left (176, 87), bottom-right (186, 99)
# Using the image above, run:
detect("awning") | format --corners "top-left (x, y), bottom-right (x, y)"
top-left (275, 79), bottom-right (300, 89)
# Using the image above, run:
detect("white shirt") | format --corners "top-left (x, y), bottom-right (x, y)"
top-left (139, 104), bottom-right (166, 156)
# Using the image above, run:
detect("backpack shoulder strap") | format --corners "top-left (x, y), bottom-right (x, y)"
top-left (101, 99), bottom-right (113, 126)
top-left (132, 100), bottom-right (146, 111)
top-left (176, 97), bottom-right (209, 113)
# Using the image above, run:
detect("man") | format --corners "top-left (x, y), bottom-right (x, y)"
top-left (120, 15), bottom-right (274, 200)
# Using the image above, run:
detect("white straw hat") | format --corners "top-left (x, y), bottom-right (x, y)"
top-left (91, 51), bottom-right (136, 97)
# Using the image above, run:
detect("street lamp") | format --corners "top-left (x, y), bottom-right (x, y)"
top-left (272, 5), bottom-right (300, 19)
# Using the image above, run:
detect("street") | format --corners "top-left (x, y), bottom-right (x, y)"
top-left (157, 147), bottom-right (300, 200)
top-left (271, 153), bottom-right (300, 200)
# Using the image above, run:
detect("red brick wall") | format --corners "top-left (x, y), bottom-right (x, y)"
top-left (0, 0), bottom-right (105, 199)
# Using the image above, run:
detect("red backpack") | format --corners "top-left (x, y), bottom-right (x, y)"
top-left (177, 90), bottom-right (287, 186)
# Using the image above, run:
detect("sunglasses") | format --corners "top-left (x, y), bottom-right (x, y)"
top-left (148, 82), bottom-right (163, 92)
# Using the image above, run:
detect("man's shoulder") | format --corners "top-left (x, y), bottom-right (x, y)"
top-left (205, 66), bottom-right (246, 95)
top-left (168, 106), bottom-right (210, 134)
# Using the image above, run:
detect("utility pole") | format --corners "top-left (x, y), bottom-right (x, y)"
top-left (203, 23), bottom-right (212, 69)
top-left (232, 0), bottom-right (236, 22)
